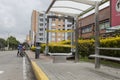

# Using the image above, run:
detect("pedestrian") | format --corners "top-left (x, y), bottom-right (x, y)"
top-left (35, 43), bottom-right (41, 59)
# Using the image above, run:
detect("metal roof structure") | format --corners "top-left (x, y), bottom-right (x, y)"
top-left (45, 0), bottom-right (111, 68)
top-left (46, 0), bottom-right (109, 17)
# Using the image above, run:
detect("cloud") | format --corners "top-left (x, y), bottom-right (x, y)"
top-left (0, 0), bottom-right (51, 42)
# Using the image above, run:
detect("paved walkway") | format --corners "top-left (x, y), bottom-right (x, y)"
top-left (26, 51), bottom-right (120, 80)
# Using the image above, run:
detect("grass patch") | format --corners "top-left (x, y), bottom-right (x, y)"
top-left (80, 57), bottom-right (120, 69)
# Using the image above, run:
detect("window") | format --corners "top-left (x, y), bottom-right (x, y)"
top-left (58, 18), bottom-right (61, 21)
top-left (40, 18), bottom-right (43, 22)
top-left (39, 14), bottom-right (43, 17)
top-left (67, 24), bottom-right (71, 27)
top-left (82, 25), bottom-right (92, 33)
top-left (104, 22), bottom-right (110, 28)
top-left (99, 20), bottom-right (110, 30)
top-left (62, 33), bottom-right (64, 36)
top-left (39, 38), bottom-right (43, 40)
top-left (40, 23), bottom-right (43, 26)
top-left (52, 28), bottom-right (56, 30)
top-left (39, 33), bottom-right (43, 36)
top-left (58, 24), bottom-right (61, 26)
top-left (52, 33), bottom-right (55, 36)
top-left (52, 23), bottom-right (56, 26)
top-left (99, 23), bottom-right (104, 30)
top-left (52, 38), bottom-right (55, 41)
top-left (58, 33), bottom-right (61, 36)
top-left (39, 28), bottom-right (43, 31)
top-left (45, 23), bottom-right (47, 26)
top-left (58, 38), bottom-right (61, 41)
top-left (45, 18), bottom-right (47, 21)
top-left (52, 18), bottom-right (55, 21)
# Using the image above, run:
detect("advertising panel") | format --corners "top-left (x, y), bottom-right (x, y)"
top-left (111, 0), bottom-right (120, 27)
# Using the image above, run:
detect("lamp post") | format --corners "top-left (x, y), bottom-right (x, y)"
top-left (7, 33), bottom-right (9, 50)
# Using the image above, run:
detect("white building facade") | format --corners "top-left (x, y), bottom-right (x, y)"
top-left (31, 11), bottom-right (73, 45)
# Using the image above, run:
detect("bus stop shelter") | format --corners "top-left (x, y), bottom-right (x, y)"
top-left (45, 0), bottom-right (109, 68)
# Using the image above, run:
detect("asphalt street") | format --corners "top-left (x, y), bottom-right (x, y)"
top-left (0, 51), bottom-right (35, 80)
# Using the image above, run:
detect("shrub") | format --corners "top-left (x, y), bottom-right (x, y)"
top-left (41, 36), bottom-right (120, 58)
top-left (78, 39), bottom-right (95, 58)
top-left (30, 46), bottom-right (36, 51)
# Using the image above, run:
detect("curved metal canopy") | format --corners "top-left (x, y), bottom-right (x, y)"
top-left (46, 0), bottom-right (109, 17)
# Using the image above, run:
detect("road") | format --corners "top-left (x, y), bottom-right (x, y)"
top-left (0, 51), bottom-right (36, 80)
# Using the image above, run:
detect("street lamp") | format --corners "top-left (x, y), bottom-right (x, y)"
top-left (7, 33), bottom-right (9, 50)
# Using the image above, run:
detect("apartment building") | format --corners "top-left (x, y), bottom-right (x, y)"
top-left (26, 30), bottom-right (31, 46)
top-left (36, 12), bottom-right (47, 43)
top-left (31, 10), bottom-right (39, 46)
top-left (30, 10), bottom-right (48, 46)
top-left (30, 10), bottom-right (73, 46)
top-left (48, 14), bottom-right (73, 42)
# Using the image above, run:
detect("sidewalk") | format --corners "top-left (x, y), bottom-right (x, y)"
top-left (26, 51), bottom-right (120, 80)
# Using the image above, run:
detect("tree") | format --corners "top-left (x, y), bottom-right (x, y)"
top-left (22, 42), bottom-right (30, 50)
top-left (6, 36), bottom-right (20, 50)
top-left (0, 38), bottom-right (6, 49)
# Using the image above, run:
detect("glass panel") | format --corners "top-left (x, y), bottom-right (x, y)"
top-left (50, 0), bottom-right (93, 15)
top-left (82, 25), bottom-right (92, 33)
top-left (105, 22), bottom-right (110, 28)
top-left (99, 23), bottom-right (105, 30)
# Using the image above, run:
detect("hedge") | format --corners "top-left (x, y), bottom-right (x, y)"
top-left (30, 46), bottom-right (36, 51)
top-left (38, 36), bottom-right (120, 58)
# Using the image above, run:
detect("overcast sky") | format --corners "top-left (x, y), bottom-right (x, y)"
top-left (0, 0), bottom-right (51, 42)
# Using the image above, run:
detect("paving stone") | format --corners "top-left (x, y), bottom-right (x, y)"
top-left (26, 51), bottom-right (120, 80)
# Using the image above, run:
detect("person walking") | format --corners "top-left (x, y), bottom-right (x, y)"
top-left (35, 43), bottom-right (41, 59)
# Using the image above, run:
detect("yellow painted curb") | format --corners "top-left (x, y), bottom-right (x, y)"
top-left (31, 60), bottom-right (49, 80)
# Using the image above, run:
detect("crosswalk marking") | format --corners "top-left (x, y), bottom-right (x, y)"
top-left (23, 57), bottom-right (27, 80)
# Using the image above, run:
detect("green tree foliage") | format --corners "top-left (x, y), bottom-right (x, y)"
top-left (6, 36), bottom-right (20, 49)
top-left (0, 38), bottom-right (6, 49)
top-left (22, 42), bottom-right (30, 50)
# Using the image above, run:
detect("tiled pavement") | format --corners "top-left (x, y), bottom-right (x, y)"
top-left (26, 51), bottom-right (120, 80)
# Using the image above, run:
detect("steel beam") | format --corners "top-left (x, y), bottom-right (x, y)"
top-left (46, 0), bottom-right (56, 14)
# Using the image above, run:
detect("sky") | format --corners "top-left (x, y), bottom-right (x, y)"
top-left (0, 0), bottom-right (51, 42)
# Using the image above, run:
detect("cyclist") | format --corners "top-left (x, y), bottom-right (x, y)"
top-left (17, 44), bottom-right (23, 56)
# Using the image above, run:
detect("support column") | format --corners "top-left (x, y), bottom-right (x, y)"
top-left (71, 18), bottom-right (74, 53)
top-left (95, 1), bottom-right (100, 69)
top-left (75, 17), bottom-right (79, 62)
top-left (45, 17), bottom-right (49, 55)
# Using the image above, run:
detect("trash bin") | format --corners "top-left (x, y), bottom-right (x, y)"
top-left (35, 43), bottom-right (40, 59)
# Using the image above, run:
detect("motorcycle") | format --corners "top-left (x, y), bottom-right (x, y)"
top-left (17, 47), bottom-right (26, 57)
